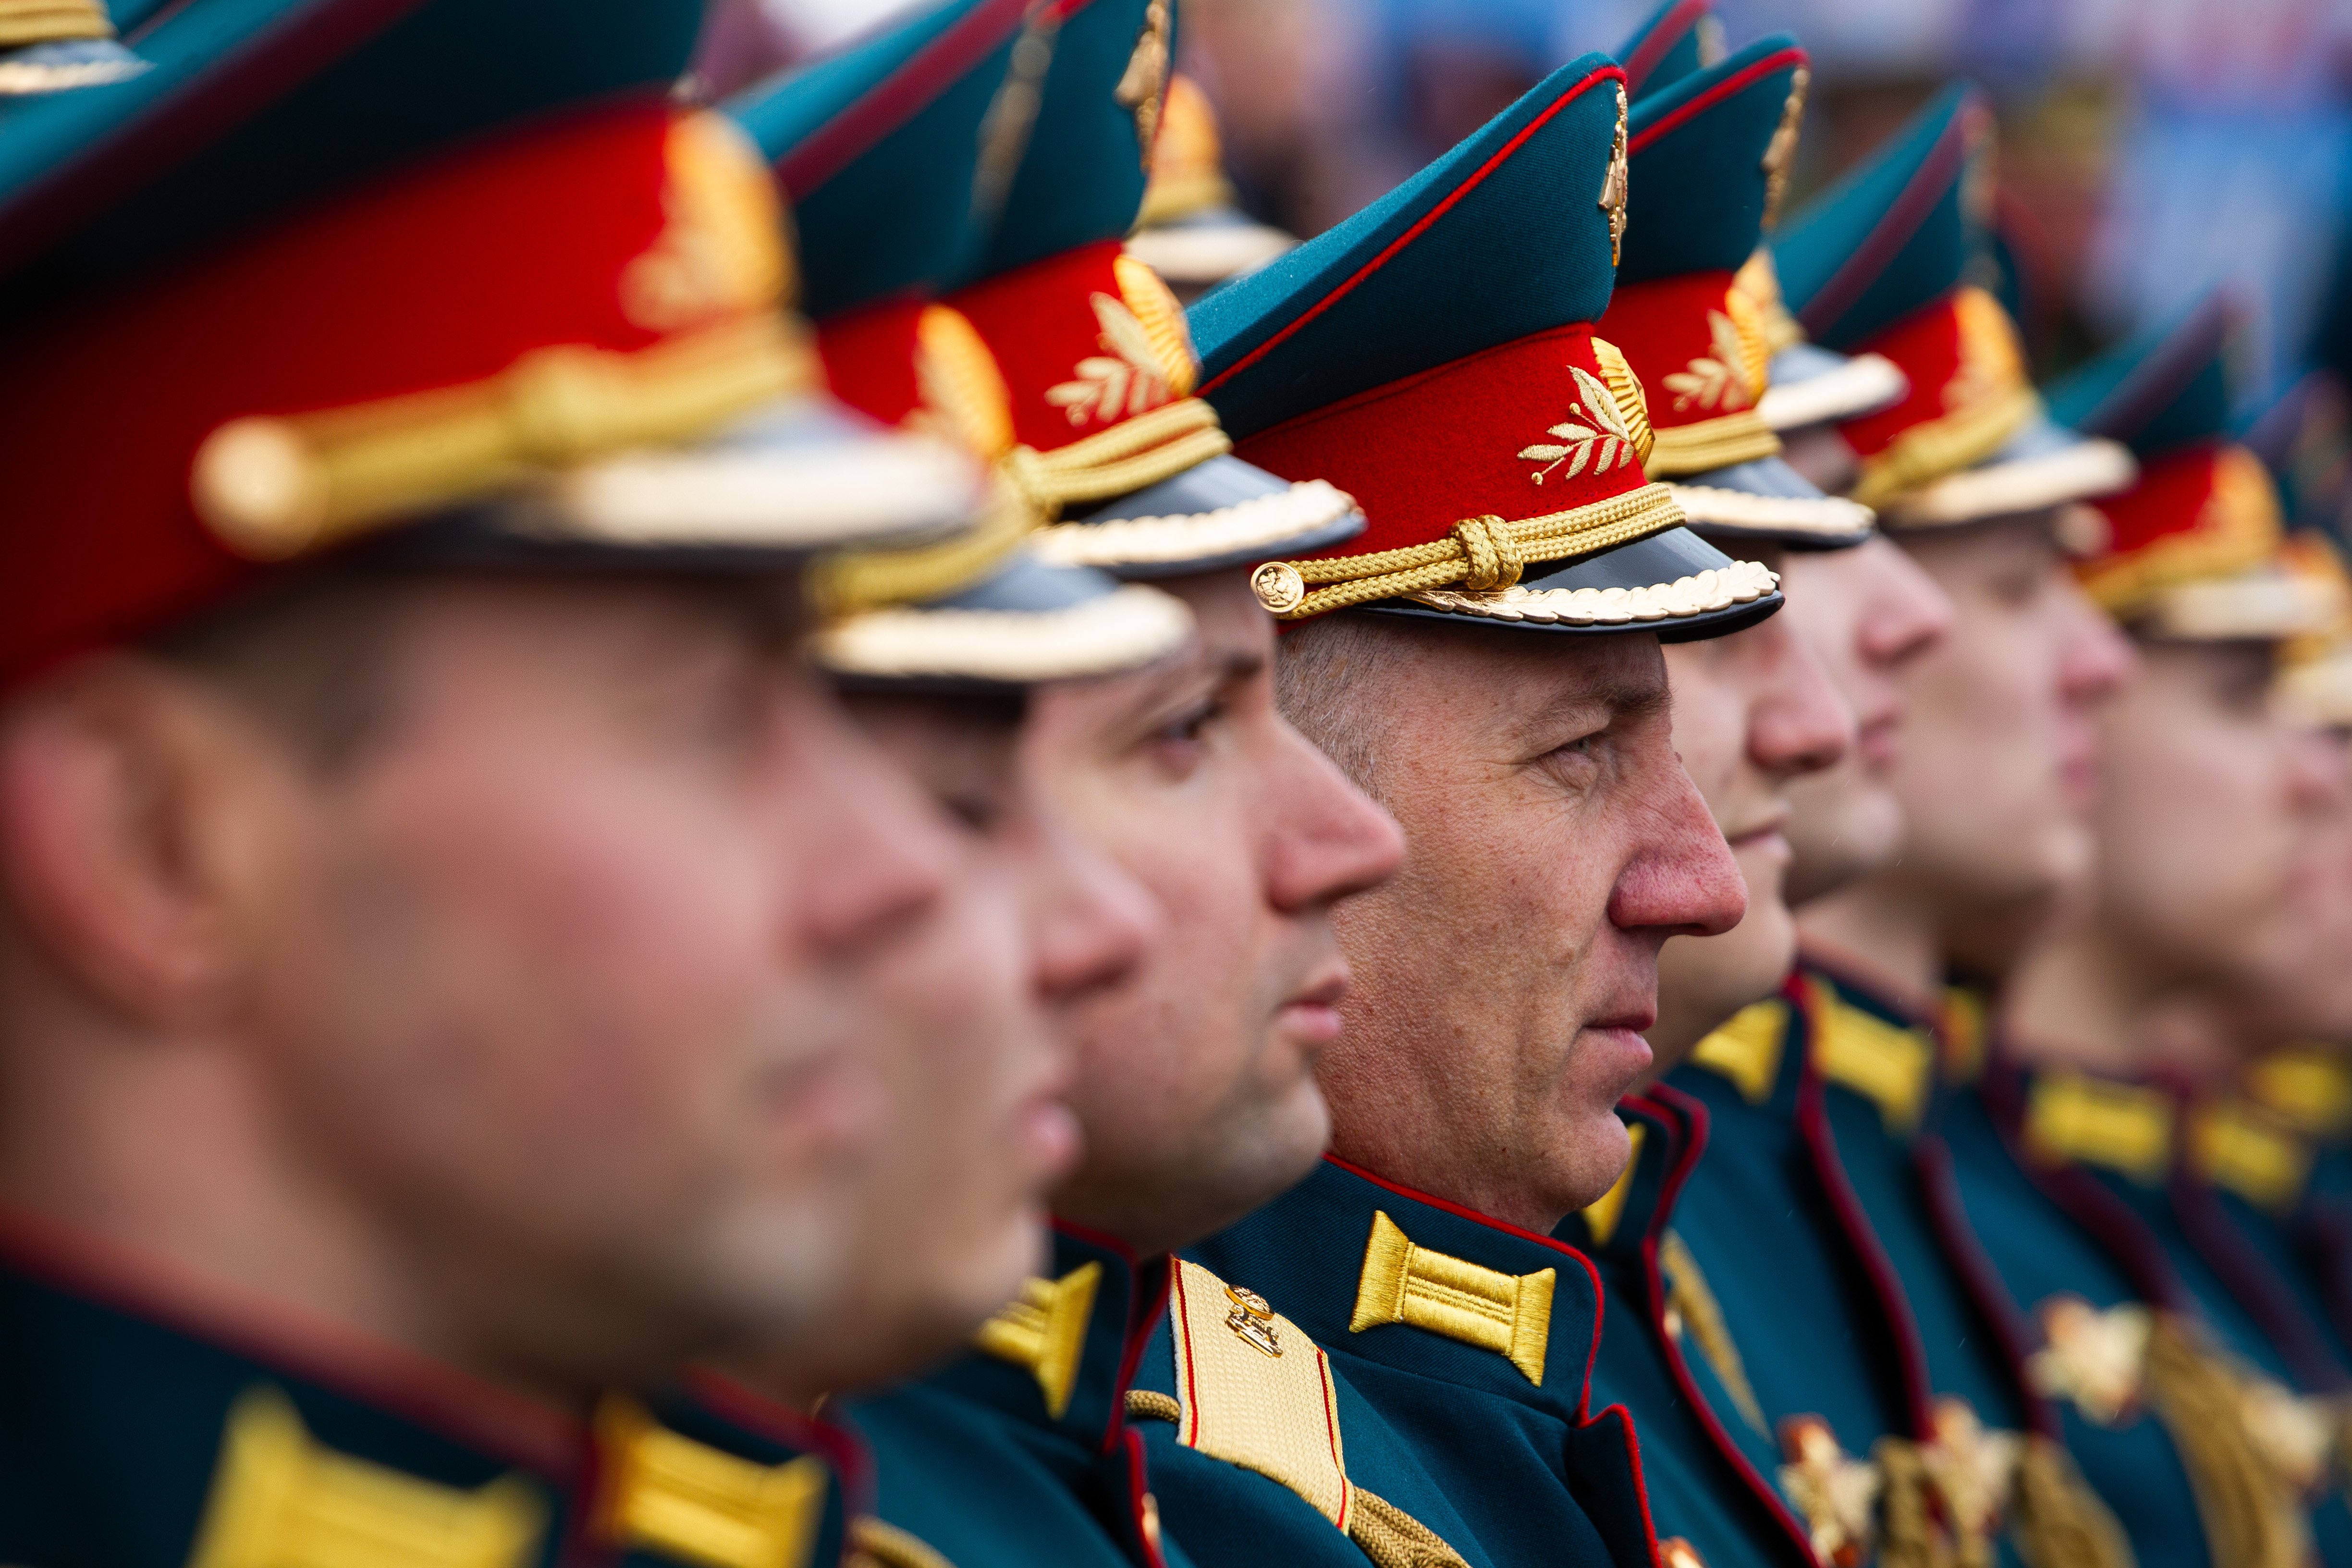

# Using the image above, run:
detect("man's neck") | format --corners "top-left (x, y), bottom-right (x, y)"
top-left (2004, 921), bottom-right (2243, 1090)
top-left (0, 1024), bottom-right (602, 1416)
top-left (1794, 873), bottom-right (1948, 1017)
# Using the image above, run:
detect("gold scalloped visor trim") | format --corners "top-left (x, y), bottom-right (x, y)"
top-left (1878, 437), bottom-right (2136, 529)
top-left (1123, 223), bottom-right (1297, 287)
top-left (0, 52), bottom-right (143, 93)
top-left (2137, 573), bottom-right (2345, 643)
top-left (1406, 558), bottom-right (1779, 626)
top-left (1643, 409), bottom-right (1782, 478)
top-left (1754, 353), bottom-right (1908, 432)
top-left (1029, 477), bottom-right (1357, 570)
top-left (812, 581), bottom-right (1194, 683)
top-left (1253, 482), bottom-right (1685, 620)
top-left (1666, 482), bottom-right (1876, 539)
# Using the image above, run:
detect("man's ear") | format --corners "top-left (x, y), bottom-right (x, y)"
top-left (0, 656), bottom-right (298, 1031)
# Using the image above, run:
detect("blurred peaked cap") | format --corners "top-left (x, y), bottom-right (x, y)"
top-left (1617, 35), bottom-right (1807, 284)
top-left (0, 0), bottom-right (148, 99)
top-left (1615, 0), bottom-right (1726, 102)
top-left (968, 0), bottom-right (1173, 284)
top-left (1772, 81), bottom-right (1992, 353)
top-left (0, 0), bottom-right (706, 303)
top-left (1190, 53), bottom-right (1631, 442)
top-left (2045, 292), bottom-right (2235, 460)
top-left (0, 103), bottom-right (987, 689)
top-left (724, 0), bottom-right (1029, 319)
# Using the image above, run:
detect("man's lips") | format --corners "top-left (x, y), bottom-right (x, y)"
top-left (1277, 964), bottom-right (1353, 1047)
top-left (1722, 804), bottom-right (1792, 853)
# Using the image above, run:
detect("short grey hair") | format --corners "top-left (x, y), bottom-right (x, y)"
top-left (1273, 611), bottom-right (1415, 798)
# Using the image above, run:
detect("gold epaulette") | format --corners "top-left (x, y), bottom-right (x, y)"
top-left (2189, 1101), bottom-right (2312, 1213)
top-left (189, 1386), bottom-right (547, 1568)
top-left (1690, 998), bottom-right (1790, 1105)
top-left (1147, 1259), bottom-right (1472, 1568)
top-left (593, 1396), bottom-right (831, 1568)
top-left (1577, 1124), bottom-right (1646, 1247)
top-left (1808, 981), bottom-right (1934, 1136)
top-left (2021, 1071), bottom-right (2173, 1185)
top-left (2245, 1046), bottom-right (2352, 1139)
top-left (972, 1262), bottom-right (1102, 1420)
top-left (1350, 1211), bottom-right (1555, 1386)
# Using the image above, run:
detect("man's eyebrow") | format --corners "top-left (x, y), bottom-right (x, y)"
top-left (1516, 664), bottom-right (1669, 740)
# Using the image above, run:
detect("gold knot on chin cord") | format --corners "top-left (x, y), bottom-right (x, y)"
top-left (1451, 514), bottom-right (1521, 591)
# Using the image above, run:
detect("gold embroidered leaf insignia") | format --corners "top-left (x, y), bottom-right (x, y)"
top-left (1045, 292), bottom-right (1177, 428)
top-left (1662, 311), bottom-right (1757, 413)
top-left (1519, 367), bottom-right (1640, 485)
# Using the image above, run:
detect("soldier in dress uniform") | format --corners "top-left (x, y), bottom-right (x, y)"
top-left (713, 5), bottom-right (1403, 1565)
top-left (1979, 294), bottom-right (2352, 1565)
top-left (1655, 82), bottom-right (2146, 1568)
top-left (1541, 35), bottom-right (1953, 1568)
top-left (0, 2), bottom-right (1194, 1559)
top-left (1120, 51), bottom-right (1791, 1568)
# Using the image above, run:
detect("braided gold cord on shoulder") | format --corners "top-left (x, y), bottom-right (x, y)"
top-left (1254, 482), bottom-right (1684, 619)
top-left (1004, 396), bottom-right (1231, 515)
top-left (2009, 1435), bottom-right (2135, 1568)
top-left (2144, 1315), bottom-right (2309, 1568)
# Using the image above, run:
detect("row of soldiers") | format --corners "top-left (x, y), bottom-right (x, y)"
top-left (2, 0), bottom-right (2350, 1565)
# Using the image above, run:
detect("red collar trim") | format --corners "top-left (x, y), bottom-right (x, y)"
top-left (1198, 63), bottom-right (1625, 401)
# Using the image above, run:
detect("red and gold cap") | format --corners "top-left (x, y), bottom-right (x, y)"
top-left (0, 103), bottom-right (986, 690)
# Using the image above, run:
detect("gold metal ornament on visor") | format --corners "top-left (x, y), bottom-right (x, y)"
top-left (1598, 85), bottom-right (1630, 267)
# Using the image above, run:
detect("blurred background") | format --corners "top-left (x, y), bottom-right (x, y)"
top-left (696, 0), bottom-right (2352, 517)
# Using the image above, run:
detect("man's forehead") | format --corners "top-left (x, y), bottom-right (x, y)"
top-left (1407, 625), bottom-right (1669, 724)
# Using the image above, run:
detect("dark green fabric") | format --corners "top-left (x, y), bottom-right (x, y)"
top-left (726, 0), bottom-right (1026, 318)
top-left (1141, 1157), bottom-right (1658, 1568)
top-left (846, 1228), bottom-right (1188, 1568)
top-left (1947, 1062), bottom-right (2216, 1568)
top-left (1617, 36), bottom-right (1803, 284)
top-left (1664, 987), bottom-right (1918, 1464)
top-left (1189, 54), bottom-right (1626, 441)
top-left (1561, 1093), bottom-right (1816, 1568)
top-left (0, 1243), bottom-right (848, 1568)
top-left (2042, 294), bottom-right (2233, 455)
top-left (1613, 0), bottom-right (1712, 101)
top-left (1771, 82), bottom-right (1983, 353)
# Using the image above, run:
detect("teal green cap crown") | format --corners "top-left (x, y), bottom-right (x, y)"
top-left (0, 0), bottom-right (702, 305)
top-left (1771, 81), bottom-right (1991, 353)
top-left (729, 0), bottom-right (1168, 318)
top-left (2045, 294), bottom-right (2235, 458)
top-left (1189, 54), bottom-right (1629, 441)
top-left (726, 0), bottom-right (1030, 318)
top-left (1618, 35), bottom-right (1806, 284)
top-left (971, 0), bottom-right (1169, 281)
top-left (1615, 0), bottom-right (1723, 102)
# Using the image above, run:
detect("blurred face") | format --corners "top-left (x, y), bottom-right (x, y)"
top-left (1309, 626), bottom-right (1745, 1230)
top-left (1781, 533), bottom-right (1957, 905)
top-left (1650, 547), bottom-right (1854, 1072)
top-left (787, 687), bottom-right (1156, 1394)
top-left (1027, 572), bottom-right (1402, 1256)
top-left (1881, 515), bottom-right (2135, 962)
top-left (226, 580), bottom-right (1030, 1388)
top-left (2090, 640), bottom-right (2352, 1048)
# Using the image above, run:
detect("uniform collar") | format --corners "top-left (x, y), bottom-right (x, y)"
top-left (1561, 1092), bottom-right (1702, 1262)
top-left (1797, 956), bottom-right (1946, 1139)
top-left (1190, 1154), bottom-right (1605, 1422)
top-left (0, 1208), bottom-right (856, 1568)
top-left (951, 1220), bottom-right (1170, 1456)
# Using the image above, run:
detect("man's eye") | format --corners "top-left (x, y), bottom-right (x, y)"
top-left (1156, 698), bottom-right (1221, 747)
top-left (939, 790), bottom-right (1004, 834)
